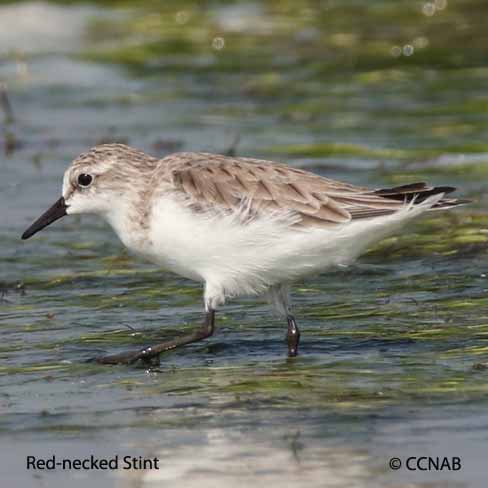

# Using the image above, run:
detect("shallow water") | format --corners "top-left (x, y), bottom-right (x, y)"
top-left (1, 1), bottom-right (488, 487)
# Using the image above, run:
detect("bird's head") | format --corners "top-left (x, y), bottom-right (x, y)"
top-left (21, 144), bottom-right (157, 240)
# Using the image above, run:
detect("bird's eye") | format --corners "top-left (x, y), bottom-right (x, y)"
top-left (78, 174), bottom-right (93, 187)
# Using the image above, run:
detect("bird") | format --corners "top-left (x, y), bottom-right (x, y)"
top-left (21, 144), bottom-right (468, 365)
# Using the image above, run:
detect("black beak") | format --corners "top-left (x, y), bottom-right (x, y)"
top-left (21, 197), bottom-right (67, 240)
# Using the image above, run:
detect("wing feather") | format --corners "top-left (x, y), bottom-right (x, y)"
top-left (159, 152), bottom-right (460, 227)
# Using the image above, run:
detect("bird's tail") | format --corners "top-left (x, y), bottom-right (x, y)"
top-left (374, 182), bottom-right (471, 211)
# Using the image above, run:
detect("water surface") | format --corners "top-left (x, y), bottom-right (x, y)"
top-left (1, 1), bottom-right (487, 487)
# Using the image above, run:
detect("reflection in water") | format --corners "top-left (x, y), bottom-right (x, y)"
top-left (121, 430), bottom-right (371, 488)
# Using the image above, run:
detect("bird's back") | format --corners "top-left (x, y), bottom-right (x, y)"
top-left (154, 151), bottom-right (466, 227)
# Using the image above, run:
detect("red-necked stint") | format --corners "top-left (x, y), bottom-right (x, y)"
top-left (21, 144), bottom-right (468, 364)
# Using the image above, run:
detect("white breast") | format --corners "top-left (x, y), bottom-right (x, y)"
top-left (147, 196), bottom-right (303, 290)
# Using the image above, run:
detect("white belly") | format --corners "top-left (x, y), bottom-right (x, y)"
top-left (143, 195), bottom-right (432, 301)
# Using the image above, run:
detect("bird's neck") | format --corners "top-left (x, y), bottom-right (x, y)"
top-left (103, 187), bottom-right (153, 255)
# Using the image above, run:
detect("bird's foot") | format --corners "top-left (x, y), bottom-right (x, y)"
top-left (286, 315), bottom-right (300, 357)
top-left (89, 310), bottom-right (215, 366)
top-left (89, 346), bottom-right (161, 366)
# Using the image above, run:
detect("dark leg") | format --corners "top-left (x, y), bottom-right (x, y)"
top-left (94, 310), bottom-right (216, 365)
top-left (287, 315), bottom-right (300, 357)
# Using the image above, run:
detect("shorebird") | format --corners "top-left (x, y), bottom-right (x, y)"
top-left (22, 144), bottom-right (467, 365)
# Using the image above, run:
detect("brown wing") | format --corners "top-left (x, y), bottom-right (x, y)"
top-left (160, 152), bottom-right (459, 227)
